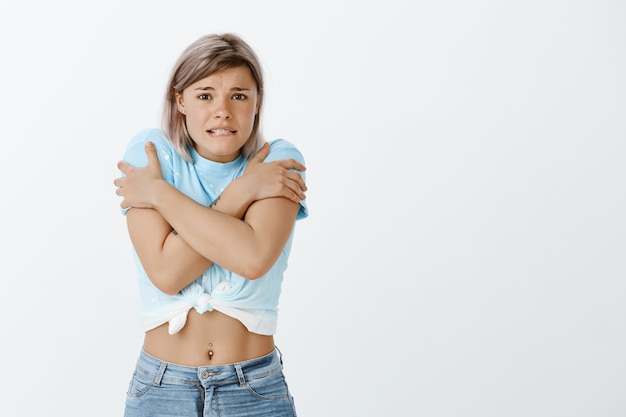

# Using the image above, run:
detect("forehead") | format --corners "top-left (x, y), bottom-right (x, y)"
top-left (191, 66), bottom-right (257, 89)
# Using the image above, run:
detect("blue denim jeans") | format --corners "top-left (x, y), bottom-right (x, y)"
top-left (123, 348), bottom-right (297, 417)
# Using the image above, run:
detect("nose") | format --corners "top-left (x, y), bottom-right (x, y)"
top-left (214, 97), bottom-right (232, 119)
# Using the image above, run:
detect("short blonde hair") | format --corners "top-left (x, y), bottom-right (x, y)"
top-left (162, 33), bottom-right (265, 161)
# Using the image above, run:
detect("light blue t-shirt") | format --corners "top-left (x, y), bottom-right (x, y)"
top-left (121, 128), bottom-right (308, 335)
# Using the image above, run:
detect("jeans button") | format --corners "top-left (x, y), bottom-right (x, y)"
top-left (201, 371), bottom-right (209, 379)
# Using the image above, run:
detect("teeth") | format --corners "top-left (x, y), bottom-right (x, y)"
top-left (210, 129), bottom-right (231, 134)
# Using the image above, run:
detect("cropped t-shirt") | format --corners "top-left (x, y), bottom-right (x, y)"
top-left (121, 128), bottom-right (308, 335)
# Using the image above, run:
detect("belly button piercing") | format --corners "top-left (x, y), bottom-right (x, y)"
top-left (208, 343), bottom-right (214, 360)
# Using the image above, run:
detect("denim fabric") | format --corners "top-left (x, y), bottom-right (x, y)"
top-left (123, 348), bottom-right (297, 417)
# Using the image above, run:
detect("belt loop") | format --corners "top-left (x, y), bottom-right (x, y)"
top-left (153, 361), bottom-right (167, 386)
top-left (275, 345), bottom-right (284, 365)
top-left (234, 363), bottom-right (246, 386)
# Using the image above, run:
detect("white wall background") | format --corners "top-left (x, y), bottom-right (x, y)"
top-left (0, 0), bottom-right (624, 416)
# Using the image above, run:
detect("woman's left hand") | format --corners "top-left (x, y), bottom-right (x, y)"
top-left (114, 141), bottom-right (164, 209)
top-left (240, 142), bottom-right (307, 204)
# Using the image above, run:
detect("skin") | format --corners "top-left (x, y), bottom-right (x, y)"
top-left (176, 66), bottom-right (258, 163)
top-left (115, 66), bottom-right (306, 365)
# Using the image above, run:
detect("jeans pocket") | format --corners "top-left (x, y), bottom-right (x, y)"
top-left (245, 369), bottom-right (291, 400)
top-left (126, 370), bottom-right (153, 398)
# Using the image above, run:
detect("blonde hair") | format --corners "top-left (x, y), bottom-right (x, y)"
top-left (162, 33), bottom-right (265, 161)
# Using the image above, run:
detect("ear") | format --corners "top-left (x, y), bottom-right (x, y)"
top-left (175, 91), bottom-right (186, 114)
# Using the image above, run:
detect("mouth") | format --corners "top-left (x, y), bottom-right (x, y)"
top-left (207, 128), bottom-right (236, 136)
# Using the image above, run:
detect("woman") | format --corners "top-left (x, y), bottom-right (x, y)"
top-left (114, 33), bottom-right (308, 416)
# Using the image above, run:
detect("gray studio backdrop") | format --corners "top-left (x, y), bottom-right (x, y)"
top-left (1, 1), bottom-right (624, 416)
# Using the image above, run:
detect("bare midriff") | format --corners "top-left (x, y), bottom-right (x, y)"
top-left (143, 309), bottom-right (275, 367)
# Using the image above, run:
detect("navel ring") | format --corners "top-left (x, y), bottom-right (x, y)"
top-left (208, 343), bottom-right (214, 360)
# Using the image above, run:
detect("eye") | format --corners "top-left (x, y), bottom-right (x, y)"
top-left (197, 94), bottom-right (211, 100)
top-left (232, 93), bottom-right (247, 100)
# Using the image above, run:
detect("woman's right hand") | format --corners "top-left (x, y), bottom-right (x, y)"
top-left (240, 142), bottom-right (307, 204)
top-left (114, 141), bottom-right (165, 210)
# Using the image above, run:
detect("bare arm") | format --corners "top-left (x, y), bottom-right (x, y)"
top-left (148, 180), bottom-right (300, 279)
top-left (125, 208), bottom-right (211, 295)
top-left (116, 141), bottom-right (306, 294)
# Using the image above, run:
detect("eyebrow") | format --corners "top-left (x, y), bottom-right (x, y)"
top-left (194, 86), bottom-right (252, 91)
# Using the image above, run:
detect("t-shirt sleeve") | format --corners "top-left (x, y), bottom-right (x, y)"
top-left (119, 129), bottom-right (176, 216)
top-left (264, 139), bottom-right (309, 220)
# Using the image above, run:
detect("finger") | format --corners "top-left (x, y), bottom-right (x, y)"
top-left (284, 170), bottom-right (308, 191)
top-left (117, 160), bottom-right (131, 173)
top-left (144, 141), bottom-right (160, 168)
top-left (284, 177), bottom-right (307, 201)
top-left (290, 187), bottom-right (305, 203)
top-left (252, 142), bottom-right (270, 163)
top-left (277, 158), bottom-right (306, 172)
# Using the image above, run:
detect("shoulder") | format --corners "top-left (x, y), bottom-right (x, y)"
top-left (123, 128), bottom-right (176, 167)
top-left (265, 139), bottom-right (309, 220)
top-left (126, 128), bottom-right (172, 149)
top-left (265, 139), bottom-right (305, 164)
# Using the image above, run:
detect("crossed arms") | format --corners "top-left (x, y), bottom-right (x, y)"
top-left (115, 141), bottom-right (307, 295)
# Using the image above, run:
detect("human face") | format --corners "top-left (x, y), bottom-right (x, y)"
top-left (176, 66), bottom-right (259, 162)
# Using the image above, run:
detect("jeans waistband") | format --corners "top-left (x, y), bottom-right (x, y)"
top-left (134, 348), bottom-right (283, 387)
